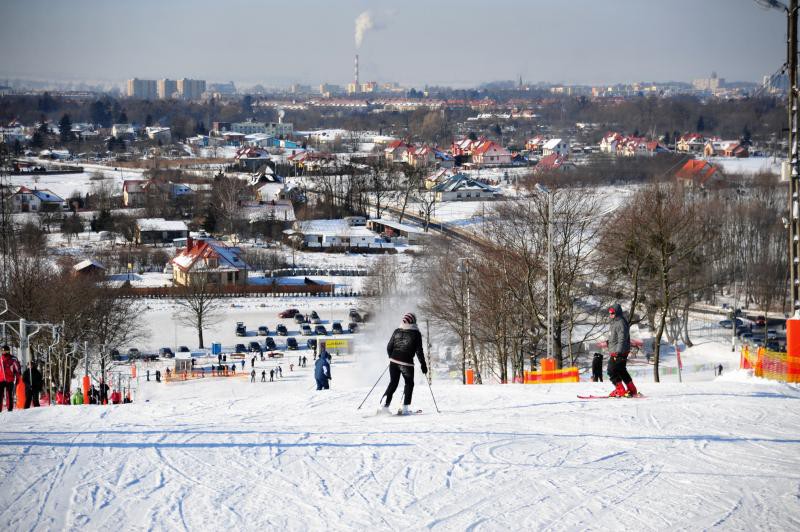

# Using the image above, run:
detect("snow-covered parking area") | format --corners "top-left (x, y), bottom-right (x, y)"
top-left (1, 366), bottom-right (799, 530)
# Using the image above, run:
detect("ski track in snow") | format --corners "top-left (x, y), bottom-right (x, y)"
top-left (1, 367), bottom-right (800, 531)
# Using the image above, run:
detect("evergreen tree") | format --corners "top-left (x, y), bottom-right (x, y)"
top-left (118, 111), bottom-right (128, 124)
top-left (696, 115), bottom-right (705, 132)
top-left (59, 114), bottom-right (73, 144)
top-left (145, 114), bottom-right (154, 127)
top-left (30, 131), bottom-right (44, 149)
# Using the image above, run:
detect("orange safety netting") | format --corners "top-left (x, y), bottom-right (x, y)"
top-left (740, 345), bottom-right (799, 383)
top-left (524, 359), bottom-right (579, 384)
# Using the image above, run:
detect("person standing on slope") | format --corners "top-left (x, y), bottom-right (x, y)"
top-left (23, 360), bottom-right (43, 408)
top-left (380, 313), bottom-right (428, 415)
top-left (0, 345), bottom-right (21, 412)
top-left (314, 349), bottom-right (331, 390)
top-left (607, 304), bottom-right (637, 397)
top-left (591, 353), bottom-right (603, 382)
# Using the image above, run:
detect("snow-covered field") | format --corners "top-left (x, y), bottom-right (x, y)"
top-left (6, 165), bottom-right (145, 199)
top-left (1, 359), bottom-right (799, 530)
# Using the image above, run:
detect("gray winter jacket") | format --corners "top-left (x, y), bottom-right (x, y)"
top-left (607, 303), bottom-right (630, 355)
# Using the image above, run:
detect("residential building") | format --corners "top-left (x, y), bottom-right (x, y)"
top-left (675, 159), bottom-right (721, 188)
top-left (366, 219), bottom-right (427, 244)
top-left (157, 79), bottom-right (178, 99)
top-left (542, 138), bottom-right (570, 157)
top-left (525, 136), bottom-right (548, 155)
top-left (122, 180), bottom-right (146, 207)
top-left (471, 140), bottom-right (512, 166)
top-left (135, 218), bottom-right (189, 245)
top-left (431, 173), bottom-right (500, 202)
top-left (10, 187), bottom-right (64, 213)
top-left (677, 134), bottom-right (706, 154)
top-left (291, 219), bottom-right (378, 249)
top-left (406, 145), bottom-right (436, 168)
top-left (534, 153), bottom-right (574, 174)
top-left (177, 78), bottom-right (206, 100)
top-left (145, 127), bottom-right (172, 143)
top-left (73, 259), bottom-right (106, 277)
top-left (384, 140), bottom-right (409, 163)
top-left (703, 140), bottom-right (749, 158)
top-left (126, 78), bottom-right (157, 99)
top-left (112, 124), bottom-right (137, 139)
top-left (599, 132), bottom-right (624, 154)
top-left (171, 237), bottom-right (249, 287)
top-left (266, 121), bottom-right (293, 138)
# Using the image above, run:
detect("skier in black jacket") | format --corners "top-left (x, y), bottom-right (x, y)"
top-left (381, 312), bottom-right (427, 415)
top-left (591, 353), bottom-right (603, 382)
top-left (22, 360), bottom-right (43, 408)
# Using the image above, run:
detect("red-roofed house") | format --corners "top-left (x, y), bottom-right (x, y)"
top-left (171, 237), bottom-right (250, 287)
top-left (384, 140), bottom-right (410, 163)
top-left (534, 153), bottom-right (573, 174)
top-left (405, 145), bottom-right (436, 168)
top-left (525, 136), bottom-right (548, 154)
top-left (675, 159), bottom-right (721, 188)
top-left (471, 140), bottom-right (512, 166)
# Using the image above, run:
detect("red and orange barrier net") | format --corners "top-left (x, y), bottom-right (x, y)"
top-left (523, 359), bottom-right (579, 384)
top-left (741, 345), bottom-right (799, 383)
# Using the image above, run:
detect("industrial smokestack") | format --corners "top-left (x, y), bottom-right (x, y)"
top-left (354, 54), bottom-right (360, 93)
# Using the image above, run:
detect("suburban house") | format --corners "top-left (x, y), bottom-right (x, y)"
top-left (525, 136), bottom-right (548, 155)
top-left (599, 132), bottom-right (624, 154)
top-left (145, 126), bottom-right (172, 144)
top-left (431, 173), bottom-right (500, 201)
top-left (135, 218), bottom-right (190, 244)
top-left (171, 237), bottom-right (249, 287)
top-left (534, 153), bottom-right (574, 174)
top-left (11, 187), bottom-right (64, 213)
top-left (675, 159), bottom-right (722, 188)
top-left (287, 151), bottom-right (337, 170)
top-left (290, 219), bottom-right (378, 249)
top-left (366, 219), bottom-right (427, 245)
top-left (384, 140), bottom-right (410, 163)
top-left (234, 146), bottom-right (271, 172)
top-left (122, 180), bottom-right (146, 207)
top-left (73, 259), bottom-right (106, 277)
top-left (425, 168), bottom-right (458, 189)
top-left (703, 140), bottom-right (749, 158)
top-left (542, 138), bottom-right (570, 157)
top-left (470, 141), bottom-right (512, 166)
top-left (677, 134), bottom-right (706, 154)
top-left (405, 145), bottom-right (436, 168)
top-left (451, 137), bottom-right (477, 157)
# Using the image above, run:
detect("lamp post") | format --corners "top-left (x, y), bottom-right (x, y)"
top-left (534, 184), bottom-right (554, 362)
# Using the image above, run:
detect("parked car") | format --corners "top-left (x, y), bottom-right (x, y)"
top-left (249, 341), bottom-right (262, 354)
top-left (178, 346), bottom-right (191, 353)
top-left (310, 311), bottom-right (321, 323)
top-left (755, 315), bottom-right (767, 327)
top-left (295, 314), bottom-right (307, 324)
top-left (159, 347), bottom-right (175, 359)
top-left (719, 318), bottom-right (744, 329)
top-left (348, 322), bottom-right (358, 333)
top-left (279, 308), bottom-right (300, 318)
top-left (301, 324), bottom-right (313, 336)
top-left (349, 309), bottom-right (362, 323)
top-left (767, 329), bottom-right (779, 340)
top-left (315, 325), bottom-right (327, 336)
top-left (264, 337), bottom-right (276, 350)
top-left (258, 326), bottom-right (269, 336)
top-left (276, 324), bottom-right (288, 336)
top-left (127, 348), bottom-right (141, 359)
top-left (235, 343), bottom-right (247, 354)
top-left (236, 322), bottom-right (246, 336)
top-left (286, 338), bottom-right (298, 350)
top-left (307, 338), bottom-right (317, 350)
top-left (267, 351), bottom-right (284, 358)
top-left (332, 322), bottom-right (343, 334)
top-left (110, 349), bottom-right (122, 361)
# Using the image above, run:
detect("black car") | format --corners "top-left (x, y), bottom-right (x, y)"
top-left (110, 348), bottom-right (122, 361)
top-left (236, 322), bottom-right (246, 336)
top-left (349, 309), bottom-right (362, 323)
top-left (249, 341), bottom-right (262, 354)
top-left (294, 314), bottom-right (307, 324)
top-left (276, 324), bottom-right (288, 336)
top-left (286, 337), bottom-right (298, 350)
top-left (314, 325), bottom-right (327, 336)
top-left (258, 326), bottom-right (269, 336)
top-left (348, 322), bottom-right (358, 333)
top-left (264, 337), bottom-right (276, 350)
top-left (178, 345), bottom-right (191, 353)
top-left (332, 322), bottom-right (343, 334)
top-left (307, 338), bottom-right (317, 350)
top-left (310, 310), bottom-right (321, 323)
top-left (235, 343), bottom-right (247, 354)
top-left (159, 347), bottom-right (175, 358)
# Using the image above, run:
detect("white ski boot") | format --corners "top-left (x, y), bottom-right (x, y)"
top-left (397, 405), bottom-right (410, 416)
top-left (377, 406), bottom-right (392, 415)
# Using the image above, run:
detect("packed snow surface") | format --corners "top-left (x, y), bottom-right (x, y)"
top-left (1, 361), bottom-right (799, 530)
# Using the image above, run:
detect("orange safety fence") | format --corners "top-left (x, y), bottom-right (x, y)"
top-left (164, 368), bottom-right (249, 382)
top-left (524, 359), bottom-right (580, 384)
top-left (740, 345), bottom-right (799, 383)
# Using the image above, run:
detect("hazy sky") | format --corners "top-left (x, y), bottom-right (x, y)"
top-left (0, 0), bottom-right (787, 88)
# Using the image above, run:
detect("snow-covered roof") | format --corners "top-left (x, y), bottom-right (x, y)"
top-left (543, 138), bottom-right (563, 150)
top-left (295, 219), bottom-right (376, 239)
top-left (137, 218), bottom-right (189, 232)
top-left (431, 174), bottom-right (498, 194)
top-left (367, 218), bottom-right (425, 235)
top-left (73, 259), bottom-right (106, 272)
top-left (171, 239), bottom-right (249, 273)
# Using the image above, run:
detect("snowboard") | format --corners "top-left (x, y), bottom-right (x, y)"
top-left (577, 393), bottom-right (645, 400)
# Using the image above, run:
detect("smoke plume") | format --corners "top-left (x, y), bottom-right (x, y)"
top-left (355, 10), bottom-right (384, 49)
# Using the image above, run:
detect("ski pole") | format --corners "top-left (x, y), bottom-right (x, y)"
top-left (426, 374), bottom-right (440, 413)
top-left (357, 365), bottom-right (389, 410)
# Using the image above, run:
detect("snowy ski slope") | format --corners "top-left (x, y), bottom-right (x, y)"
top-left (1, 362), bottom-right (799, 531)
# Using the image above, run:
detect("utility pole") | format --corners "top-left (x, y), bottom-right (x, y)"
top-left (789, 0), bottom-right (800, 316)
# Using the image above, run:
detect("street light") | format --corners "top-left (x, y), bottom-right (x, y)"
top-left (534, 184), bottom-right (554, 363)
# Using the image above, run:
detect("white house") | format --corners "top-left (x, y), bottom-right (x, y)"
top-left (542, 138), bottom-right (570, 157)
top-left (10, 187), bottom-right (65, 213)
top-left (470, 141), bottom-right (512, 166)
top-left (431, 173), bottom-right (500, 202)
top-left (145, 126), bottom-right (172, 143)
top-left (291, 219), bottom-right (379, 248)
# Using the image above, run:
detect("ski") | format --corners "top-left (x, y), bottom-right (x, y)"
top-left (396, 409), bottom-right (423, 416)
top-left (578, 394), bottom-right (645, 400)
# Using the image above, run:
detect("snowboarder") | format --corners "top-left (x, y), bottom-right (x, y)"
top-left (251, 356), bottom-right (256, 368)
top-left (380, 313), bottom-right (427, 415)
top-left (269, 369), bottom-right (274, 382)
top-left (0, 345), bottom-right (21, 412)
top-left (314, 351), bottom-right (331, 390)
top-left (607, 304), bottom-right (637, 397)
top-left (591, 353), bottom-right (603, 382)
top-left (250, 369), bottom-right (256, 382)
top-left (261, 370), bottom-right (266, 382)
top-left (22, 360), bottom-right (42, 408)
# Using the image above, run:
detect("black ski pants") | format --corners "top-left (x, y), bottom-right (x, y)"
top-left (383, 362), bottom-right (414, 406)
top-left (0, 382), bottom-right (14, 411)
top-left (607, 353), bottom-right (631, 385)
top-left (24, 388), bottom-right (40, 408)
